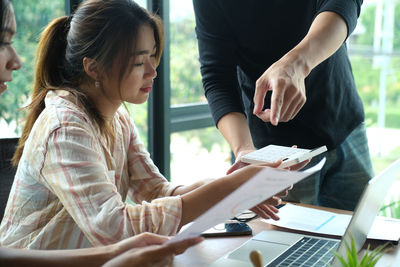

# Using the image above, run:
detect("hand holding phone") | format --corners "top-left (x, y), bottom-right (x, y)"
top-left (241, 145), bottom-right (327, 169)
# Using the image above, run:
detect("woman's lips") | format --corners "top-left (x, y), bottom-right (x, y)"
top-left (141, 86), bottom-right (152, 93)
top-left (0, 82), bottom-right (7, 94)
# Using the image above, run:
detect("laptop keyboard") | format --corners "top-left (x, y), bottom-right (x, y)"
top-left (266, 237), bottom-right (339, 267)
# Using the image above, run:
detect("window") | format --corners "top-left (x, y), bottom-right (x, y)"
top-left (170, 0), bottom-right (205, 105)
top-left (349, 0), bottom-right (400, 217)
top-left (167, 0), bottom-right (230, 183)
top-left (349, 0), bottom-right (400, 171)
top-left (170, 128), bottom-right (231, 185)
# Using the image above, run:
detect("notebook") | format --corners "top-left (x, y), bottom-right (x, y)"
top-left (210, 159), bottom-right (400, 267)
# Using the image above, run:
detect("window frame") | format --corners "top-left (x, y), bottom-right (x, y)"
top-left (147, 0), bottom-right (213, 180)
top-left (65, 0), bottom-right (82, 14)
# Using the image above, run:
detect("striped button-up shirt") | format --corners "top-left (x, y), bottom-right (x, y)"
top-left (0, 90), bottom-right (182, 249)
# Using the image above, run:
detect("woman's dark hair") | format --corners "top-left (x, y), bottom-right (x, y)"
top-left (0, 0), bottom-right (12, 42)
top-left (13, 0), bottom-right (164, 165)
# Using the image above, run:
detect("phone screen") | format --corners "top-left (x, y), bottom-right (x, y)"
top-left (201, 222), bottom-right (252, 237)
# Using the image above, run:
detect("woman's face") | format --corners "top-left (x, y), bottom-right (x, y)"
top-left (0, 5), bottom-right (21, 96)
top-left (101, 24), bottom-right (157, 105)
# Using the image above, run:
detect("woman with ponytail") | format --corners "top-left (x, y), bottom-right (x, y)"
top-left (0, 0), bottom-right (202, 265)
top-left (0, 0), bottom-right (293, 250)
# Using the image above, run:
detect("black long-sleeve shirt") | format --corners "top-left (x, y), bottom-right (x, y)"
top-left (193, 0), bottom-right (365, 150)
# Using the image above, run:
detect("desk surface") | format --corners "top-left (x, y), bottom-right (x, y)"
top-left (173, 205), bottom-right (400, 267)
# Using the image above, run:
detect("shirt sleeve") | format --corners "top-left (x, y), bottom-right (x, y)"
top-left (41, 122), bottom-right (181, 247)
top-left (123, 115), bottom-right (178, 203)
top-left (316, 0), bottom-right (363, 37)
top-left (193, 0), bottom-right (245, 125)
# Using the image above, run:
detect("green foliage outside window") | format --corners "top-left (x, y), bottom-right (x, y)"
top-left (350, 4), bottom-right (400, 129)
top-left (170, 17), bottom-right (205, 105)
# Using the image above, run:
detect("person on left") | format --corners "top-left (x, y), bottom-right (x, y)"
top-left (0, 0), bottom-right (202, 266)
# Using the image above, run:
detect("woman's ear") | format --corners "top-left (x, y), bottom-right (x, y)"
top-left (83, 57), bottom-right (101, 81)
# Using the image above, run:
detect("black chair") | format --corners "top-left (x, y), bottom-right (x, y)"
top-left (0, 138), bottom-right (18, 221)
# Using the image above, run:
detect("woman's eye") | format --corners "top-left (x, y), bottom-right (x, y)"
top-left (134, 62), bottom-right (144, 67)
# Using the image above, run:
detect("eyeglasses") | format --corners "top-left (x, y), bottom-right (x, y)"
top-left (231, 210), bottom-right (258, 223)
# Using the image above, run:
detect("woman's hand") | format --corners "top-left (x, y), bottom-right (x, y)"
top-left (229, 163), bottom-right (291, 221)
top-left (227, 149), bottom-right (286, 174)
top-left (226, 149), bottom-right (254, 174)
top-left (250, 186), bottom-right (292, 221)
top-left (104, 233), bottom-right (203, 267)
top-left (227, 145), bottom-right (310, 175)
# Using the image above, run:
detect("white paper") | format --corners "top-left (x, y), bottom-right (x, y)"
top-left (262, 203), bottom-right (400, 242)
top-left (168, 158), bottom-right (326, 243)
top-left (369, 216), bottom-right (400, 241)
top-left (262, 203), bottom-right (350, 236)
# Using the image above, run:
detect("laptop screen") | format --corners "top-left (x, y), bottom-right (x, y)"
top-left (332, 159), bottom-right (400, 266)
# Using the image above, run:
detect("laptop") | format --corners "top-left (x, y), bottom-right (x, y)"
top-left (211, 159), bottom-right (400, 267)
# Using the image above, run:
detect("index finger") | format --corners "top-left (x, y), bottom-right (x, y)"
top-left (270, 83), bottom-right (285, 126)
top-left (253, 78), bottom-right (269, 115)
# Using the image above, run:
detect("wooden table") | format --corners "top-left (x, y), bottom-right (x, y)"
top-left (173, 204), bottom-right (400, 266)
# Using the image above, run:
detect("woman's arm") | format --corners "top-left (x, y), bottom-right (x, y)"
top-left (0, 233), bottom-right (202, 267)
top-left (0, 244), bottom-right (114, 267)
top-left (178, 163), bottom-right (280, 228)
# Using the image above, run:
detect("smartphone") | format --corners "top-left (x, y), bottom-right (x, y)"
top-left (241, 145), bottom-right (327, 168)
top-left (201, 222), bottom-right (252, 237)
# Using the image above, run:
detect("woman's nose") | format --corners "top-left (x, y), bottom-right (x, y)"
top-left (146, 61), bottom-right (157, 79)
top-left (7, 46), bottom-right (22, 71)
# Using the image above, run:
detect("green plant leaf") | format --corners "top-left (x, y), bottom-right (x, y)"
top-left (333, 236), bottom-right (389, 267)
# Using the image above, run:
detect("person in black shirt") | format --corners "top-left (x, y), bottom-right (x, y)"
top-left (193, 0), bottom-right (374, 211)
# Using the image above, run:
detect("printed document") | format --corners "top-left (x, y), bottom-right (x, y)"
top-left (168, 158), bottom-right (326, 243)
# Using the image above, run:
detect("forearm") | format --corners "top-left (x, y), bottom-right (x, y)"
top-left (179, 175), bottom-right (243, 227)
top-left (283, 11), bottom-right (348, 77)
top-left (0, 246), bottom-right (115, 267)
top-left (171, 179), bottom-right (214, 196)
top-left (217, 112), bottom-right (255, 157)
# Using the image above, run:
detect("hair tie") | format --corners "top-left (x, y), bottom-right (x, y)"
top-left (65, 15), bottom-right (73, 28)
